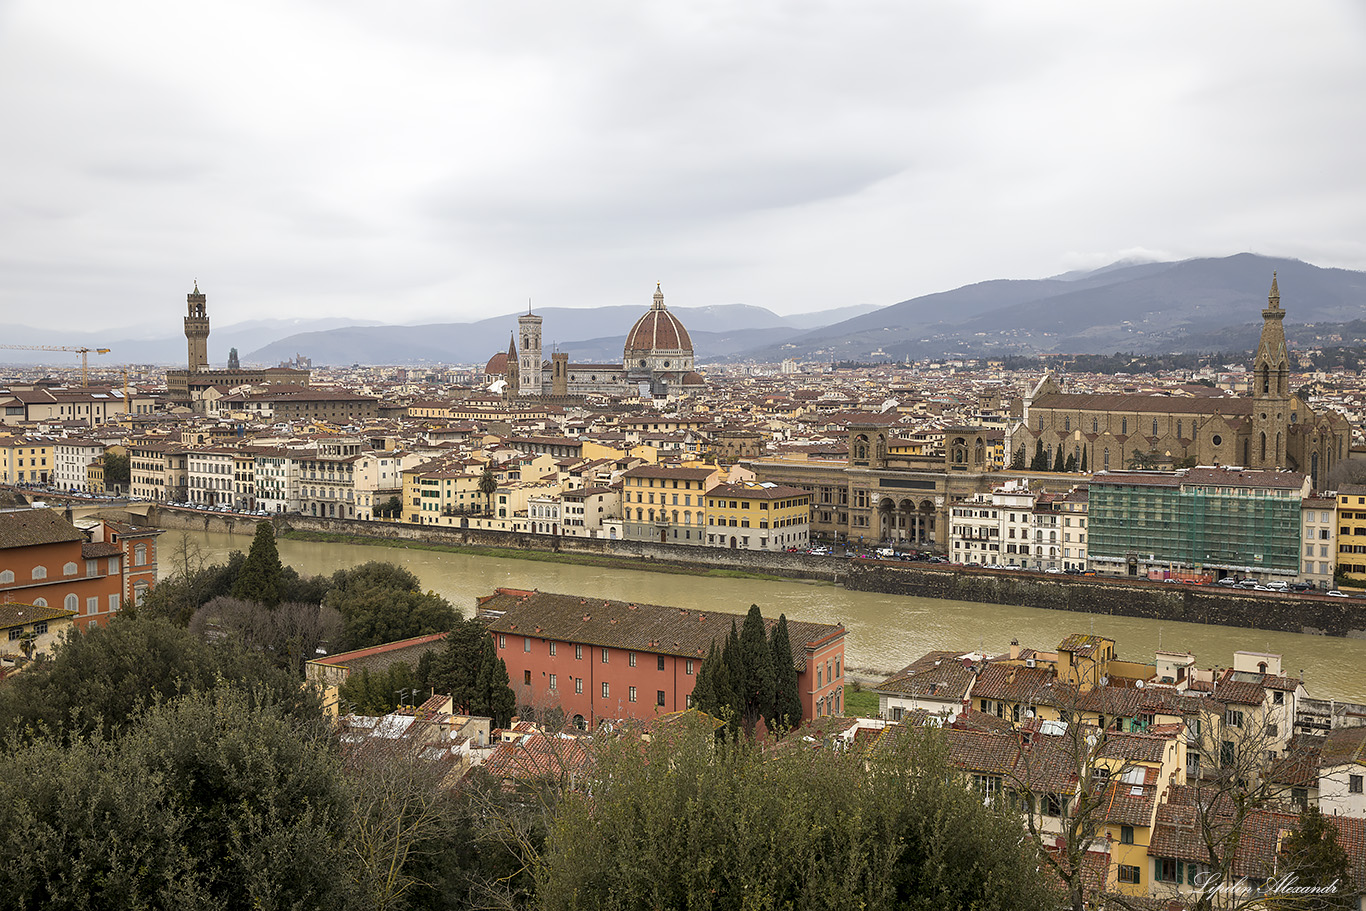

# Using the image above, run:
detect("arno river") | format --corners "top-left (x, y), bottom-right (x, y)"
top-left (162, 530), bottom-right (1366, 704)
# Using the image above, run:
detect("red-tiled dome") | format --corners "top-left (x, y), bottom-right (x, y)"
top-left (680, 371), bottom-right (706, 386)
top-left (623, 283), bottom-right (693, 355)
top-left (484, 351), bottom-right (509, 376)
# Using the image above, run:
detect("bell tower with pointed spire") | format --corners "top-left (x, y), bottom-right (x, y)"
top-left (1250, 273), bottom-right (1291, 468)
top-left (503, 333), bottom-right (519, 402)
top-left (184, 281), bottom-right (210, 372)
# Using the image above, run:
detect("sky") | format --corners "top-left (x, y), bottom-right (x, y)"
top-left (2, 1), bottom-right (1365, 334)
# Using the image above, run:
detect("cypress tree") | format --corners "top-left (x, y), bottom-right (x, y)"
top-left (769, 614), bottom-right (802, 731)
top-left (1011, 444), bottom-right (1026, 470)
top-left (231, 522), bottom-right (282, 606)
top-left (738, 605), bottom-right (776, 735)
top-left (1052, 445), bottom-right (1065, 472)
top-left (689, 643), bottom-right (722, 718)
top-left (1031, 439), bottom-right (1046, 471)
top-left (1080, 446), bottom-right (1088, 472)
top-left (1063, 453), bottom-right (1077, 472)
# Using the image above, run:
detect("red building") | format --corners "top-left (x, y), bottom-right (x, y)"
top-left (478, 588), bottom-right (847, 729)
top-left (0, 509), bottom-right (161, 630)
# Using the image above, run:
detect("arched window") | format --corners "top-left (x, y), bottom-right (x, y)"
top-left (0, 570), bottom-right (12, 584)
top-left (1261, 365), bottom-right (1270, 394)
top-left (1103, 449), bottom-right (1110, 470)
top-left (65, 593), bottom-right (78, 611)
top-left (1177, 420), bottom-right (1182, 439)
top-left (1260, 432), bottom-right (1267, 462)
top-left (63, 561), bottom-right (77, 576)
top-left (33, 598), bottom-right (47, 607)
top-left (31, 566), bottom-right (47, 580)
top-left (1152, 419), bottom-right (1159, 437)
top-left (1121, 418), bottom-right (1128, 435)
top-left (1064, 417), bottom-right (1071, 432)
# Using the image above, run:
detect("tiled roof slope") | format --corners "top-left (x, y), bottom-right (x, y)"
top-left (0, 510), bottom-right (83, 549)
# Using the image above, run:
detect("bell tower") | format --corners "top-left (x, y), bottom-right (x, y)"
top-left (1250, 273), bottom-right (1290, 468)
top-left (184, 281), bottom-right (210, 372)
top-left (518, 301), bottom-right (543, 396)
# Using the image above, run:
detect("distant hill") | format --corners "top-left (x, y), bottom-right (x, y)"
top-left (245, 303), bottom-right (854, 366)
top-left (0, 317), bottom-right (383, 367)
top-left (735, 254), bottom-right (1366, 362)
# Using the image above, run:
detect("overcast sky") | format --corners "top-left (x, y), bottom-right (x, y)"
top-left (3, 1), bottom-right (1365, 334)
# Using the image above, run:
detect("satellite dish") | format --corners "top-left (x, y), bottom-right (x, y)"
top-left (1100, 676), bottom-right (1109, 686)
top-left (1135, 680), bottom-right (1144, 689)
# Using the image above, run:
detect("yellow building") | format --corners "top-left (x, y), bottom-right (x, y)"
top-left (704, 481), bottom-right (811, 551)
top-left (1336, 484), bottom-right (1366, 582)
top-left (403, 462), bottom-right (487, 525)
top-left (0, 436), bottom-right (53, 485)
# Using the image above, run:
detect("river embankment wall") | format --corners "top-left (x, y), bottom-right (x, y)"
top-left (137, 507), bottom-right (1366, 638)
top-left (846, 563), bottom-right (1366, 638)
top-left (140, 508), bottom-right (846, 582)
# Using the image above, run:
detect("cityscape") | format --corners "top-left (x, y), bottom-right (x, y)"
top-left (4, 3), bottom-right (1366, 908)
top-left (3, 270), bottom-right (1366, 908)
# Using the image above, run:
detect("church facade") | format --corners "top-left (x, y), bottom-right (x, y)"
top-left (485, 283), bottom-right (704, 401)
top-left (1007, 275), bottom-right (1348, 489)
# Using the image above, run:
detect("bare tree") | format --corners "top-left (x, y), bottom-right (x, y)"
top-left (341, 733), bottom-right (458, 911)
top-left (190, 596), bottom-right (344, 675)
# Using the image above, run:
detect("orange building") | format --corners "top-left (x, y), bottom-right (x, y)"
top-left (0, 510), bottom-right (160, 630)
top-left (479, 589), bottom-right (847, 730)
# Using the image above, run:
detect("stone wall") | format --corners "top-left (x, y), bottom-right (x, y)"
top-left (847, 562), bottom-right (1366, 638)
top-left (140, 509), bottom-right (845, 582)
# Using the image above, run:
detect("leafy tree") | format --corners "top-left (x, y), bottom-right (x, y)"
top-left (102, 450), bottom-right (130, 488)
top-left (0, 689), bottom-right (352, 911)
top-left (326, 586), bottom-right (458, 652)
top-left (1272, 804), bottom-right (1355, 910)
top-left (320, 562), bottom-right (457, 650)
top-left (688, 642), bottom-right (721, 716)
top-left (339, 662), bottom-right (419, 716)
top-left (1031, 438), bottom-right (1047, 471)
top-left (532, 720), bottom-right (1057, 911)
top-left (232, 522), bottom-right (283, 606)
top-left (737, 604), bottom-right (775, 734)
top-left (0, 615), bottom-right (319, 742)
top-left (769, 614), bottom-right (802, 730)
top-left (417, 617), bottom-right (516, 726)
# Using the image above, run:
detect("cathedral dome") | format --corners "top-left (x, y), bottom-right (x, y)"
top-left (623, 283), bottom-right (693, 359)
top-left (484, 351), bottom-right (509, 376)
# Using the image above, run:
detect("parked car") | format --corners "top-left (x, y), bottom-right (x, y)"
top-left (1327, 590), bottom-right (1348, 597)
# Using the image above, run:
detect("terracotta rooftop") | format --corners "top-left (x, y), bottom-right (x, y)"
top-left (479, 589), bottom-right (842, 671)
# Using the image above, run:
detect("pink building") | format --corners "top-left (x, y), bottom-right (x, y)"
top-left (479, 588), bottom-right (847, 730)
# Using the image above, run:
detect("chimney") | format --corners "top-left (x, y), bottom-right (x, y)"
top-left (1009, 638), bottom-right (1021, 661)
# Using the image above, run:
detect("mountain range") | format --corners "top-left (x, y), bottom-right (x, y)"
top-left (3, 254), bottom-right (1362, 370)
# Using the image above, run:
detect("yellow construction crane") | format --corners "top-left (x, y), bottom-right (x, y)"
top-left (0, 344), bottom-right (111, 387)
